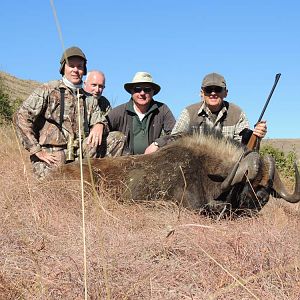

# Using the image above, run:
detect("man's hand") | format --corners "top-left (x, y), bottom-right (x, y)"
top-left (144, 142), bottom-right (159, 154)
top-left (87, 123), bottom-right (104, 147)
top-left (35, 150), bottom-right (60, 166)
top-left (253, 120), bottom-right (267, 138)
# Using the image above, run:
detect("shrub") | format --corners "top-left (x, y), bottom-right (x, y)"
top-left (260, 144), bottom-right (298, 180)
top-left (0, 81), bottom-right (22, 123)
top-left (0, 88), bottom-right (14, 123)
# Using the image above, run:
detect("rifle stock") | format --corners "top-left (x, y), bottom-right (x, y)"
top-left (246, 73), bottom-right (281, 151)
top-left (246, 133), bottom-right (259, 151)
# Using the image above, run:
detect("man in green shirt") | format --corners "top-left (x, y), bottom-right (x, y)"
top-left (106, 72), bottom-right (175, 155)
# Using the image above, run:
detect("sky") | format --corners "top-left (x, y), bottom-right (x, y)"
top-left (1, 0), bottom-right (299, 138)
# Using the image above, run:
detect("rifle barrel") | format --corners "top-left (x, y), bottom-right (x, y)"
top-left (257, 73), bottom-right (281, 123)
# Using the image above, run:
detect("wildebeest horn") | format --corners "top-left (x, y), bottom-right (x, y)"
top-left (221, 151), bottom-right (261, 191)
top-left (265, 155), bottom-right (276, 179)
top-left (273, 162), bottom-right (300, 203)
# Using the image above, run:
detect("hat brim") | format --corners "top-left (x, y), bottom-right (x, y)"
top-left (202, 82), bottom-right (226, 88)
top-left (124, 82), bottom-right (161, 95)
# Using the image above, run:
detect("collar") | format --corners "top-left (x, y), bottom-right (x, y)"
top-left (62, 76), bottom-right (83, 93)
top-left (126, 98), bottom-right (158, 115)
top-left (197, 101), bottom-right (227, 116)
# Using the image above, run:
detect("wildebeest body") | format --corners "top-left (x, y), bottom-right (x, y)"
top-left (57, 134), bottom-right (243, 210)
top-left (53, 132), bottom-right (300, 213)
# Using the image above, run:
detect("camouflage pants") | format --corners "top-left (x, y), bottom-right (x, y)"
top-left (101, 131), bottom-right (126, 157)
top-left (31, 131), bottom-right (126, 179)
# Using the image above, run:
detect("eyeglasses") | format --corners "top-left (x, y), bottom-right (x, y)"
top-left (203, 86), bottom-right (224, 94)
top-left (133, 86), bottom-right (153, 93)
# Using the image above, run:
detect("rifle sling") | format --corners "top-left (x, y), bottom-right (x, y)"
top-left (59, 87), bottom-right (66, 128)
top-left (56, 87), bottom-right (90, 138)
top-left (82, 95), bottom-right (90, 137)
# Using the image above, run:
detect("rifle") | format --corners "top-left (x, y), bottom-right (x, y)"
top-left (246, 73), bottom-right (281, 151)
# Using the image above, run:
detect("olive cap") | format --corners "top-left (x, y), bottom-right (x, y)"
top-left (59, 46), bottom-right (87, 75)
top-left (202, 72), bottom-right (226, 88)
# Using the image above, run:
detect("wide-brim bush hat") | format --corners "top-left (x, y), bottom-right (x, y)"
top-left (124, 72), bottom-right (161, 95)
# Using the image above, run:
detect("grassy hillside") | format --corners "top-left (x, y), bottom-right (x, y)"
top-left (262, 139), bottom-right (300, 160)
top-left (1, 125), bottom-right (300, 299)
top-left (0, 71), bottom-right (299, 298)
top-left (0, 70), bottom-right (40, 104)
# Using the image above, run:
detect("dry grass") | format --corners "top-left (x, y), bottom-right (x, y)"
top-left (0, 71), bottom-right (40, 104)
top-left (1, 125), bottom-right (300, 299)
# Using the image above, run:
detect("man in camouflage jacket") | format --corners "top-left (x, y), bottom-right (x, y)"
top-left (14, 46), bottom-right (107, 178)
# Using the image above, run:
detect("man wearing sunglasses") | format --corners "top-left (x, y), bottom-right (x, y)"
top-left (106, 71), bottom-right (175, 155)
top-left (171, 72), bottom-right (267, 143)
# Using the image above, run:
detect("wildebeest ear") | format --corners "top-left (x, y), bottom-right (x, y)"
top-left (208, 174), bottom-right (226, 182)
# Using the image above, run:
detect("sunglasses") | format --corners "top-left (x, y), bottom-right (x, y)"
top-left (203, 86), bottom-right (224, 94)
top-left (133, 86), bottom-right (153, 93)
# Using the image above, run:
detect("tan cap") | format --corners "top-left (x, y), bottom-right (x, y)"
top-left (202, 73), bottom-right (226, 88)
top-left (59, 46), bottom-right (87, 75)
top-left (124, 72), bottom-right (161, 95)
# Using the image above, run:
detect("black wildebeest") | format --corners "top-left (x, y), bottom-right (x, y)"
top-left (52, 131), bottom-right (300, 214)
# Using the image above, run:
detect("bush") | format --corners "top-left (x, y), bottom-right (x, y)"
top-left (0, 87), bottom-right (14, 122)
top-left (0, 81), bottom-right (22, 123)
top-left (260, 144), bottom-right (298, 180)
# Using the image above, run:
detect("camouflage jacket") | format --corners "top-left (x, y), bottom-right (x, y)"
top-left (15, 79), bottom-right (105, 155)
top-left (97, 95), bottom-right (111, 118)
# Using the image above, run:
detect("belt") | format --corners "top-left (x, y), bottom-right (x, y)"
top-left (41, 144), bottom-right (67, 151)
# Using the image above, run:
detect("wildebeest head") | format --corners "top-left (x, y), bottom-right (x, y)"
top-left (52, 132), bottom-right (300, 215)
top-left (204, 142), bottom-right (300, 214)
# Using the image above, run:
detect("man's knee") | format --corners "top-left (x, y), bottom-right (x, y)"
top-left (32, 161), bottom-right (51, 179)
top-left (105, 131), bottom-right (126, 157)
